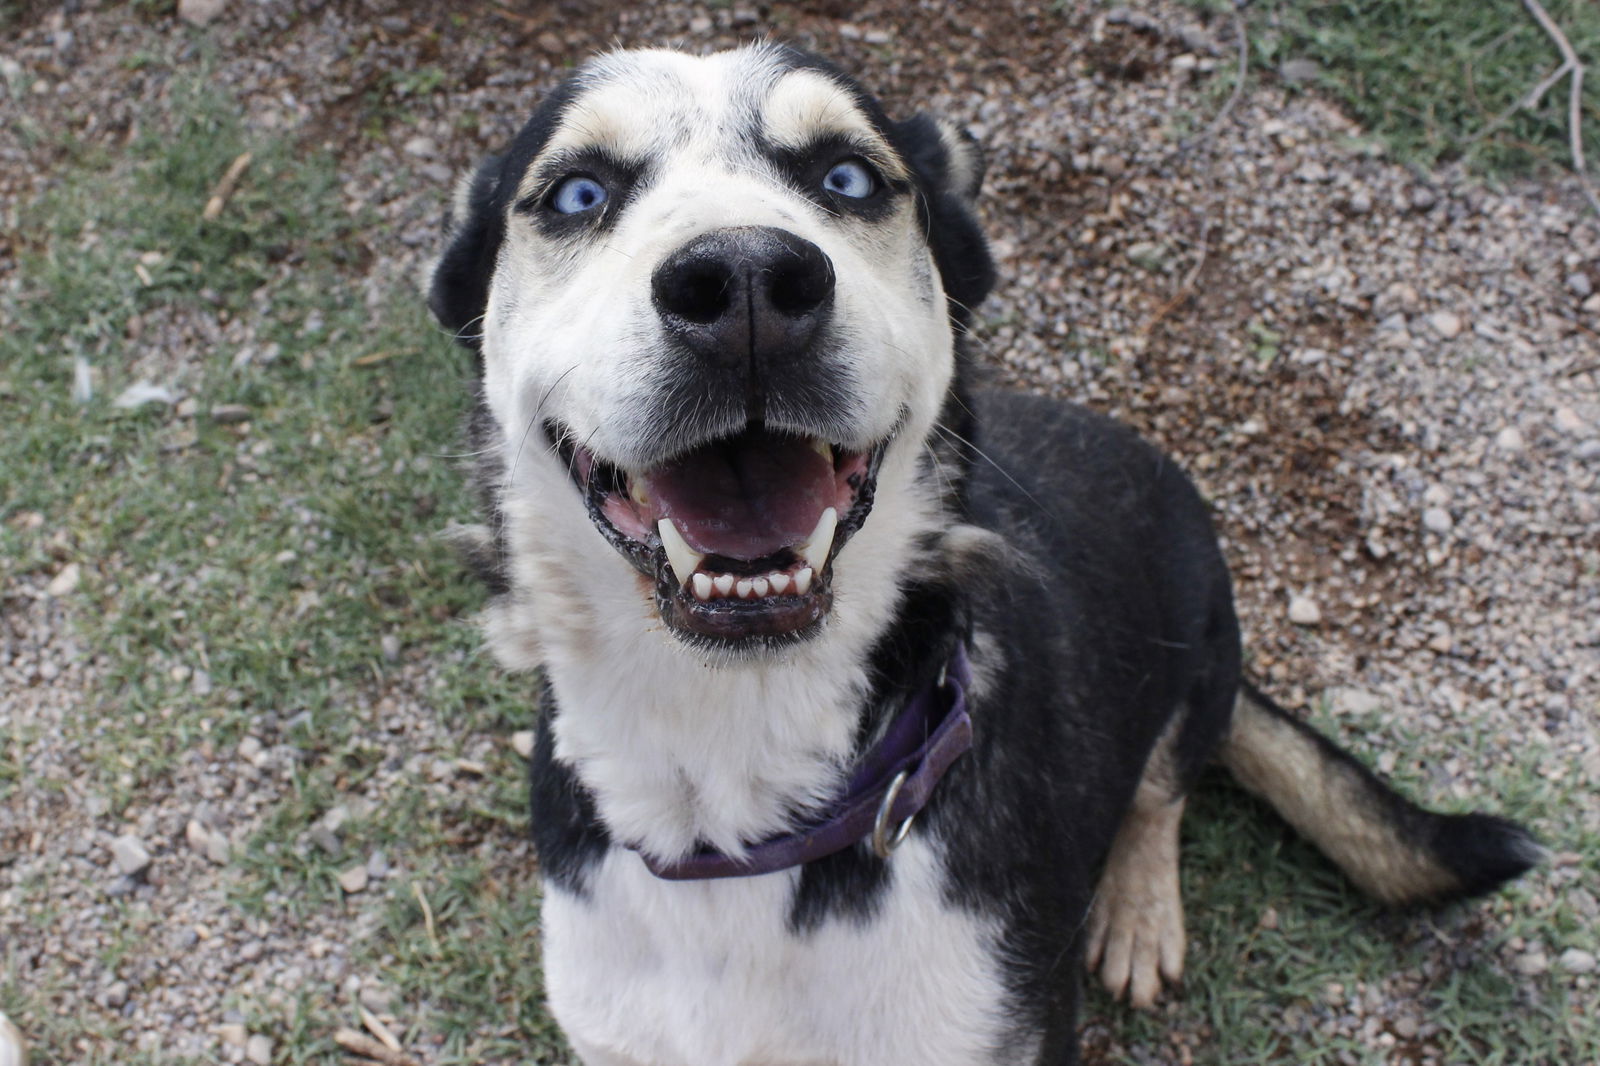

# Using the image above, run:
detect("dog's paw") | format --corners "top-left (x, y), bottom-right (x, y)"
top-left (1084, 799), bottom-right (1186, 1010)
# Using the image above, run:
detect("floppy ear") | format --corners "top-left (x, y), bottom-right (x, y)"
top-left (892, 114), bottom-right (996, 325)
top-left (428, 155), bottom-right (506, 353)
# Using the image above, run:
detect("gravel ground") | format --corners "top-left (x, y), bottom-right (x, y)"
top-left (3, 1), bottom-right (1597, 1063)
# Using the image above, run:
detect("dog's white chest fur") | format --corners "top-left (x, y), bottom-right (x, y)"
top-left (542, 840), bottom-right (1011, 1066)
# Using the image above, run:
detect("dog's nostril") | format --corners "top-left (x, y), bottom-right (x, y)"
top-left (767, 246), bottom-right (835, 319)
top-left (654, 258), bottom-right (735, 325)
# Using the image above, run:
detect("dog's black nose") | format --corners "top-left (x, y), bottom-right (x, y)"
top-left (652, 227), bottom-right (835, 371)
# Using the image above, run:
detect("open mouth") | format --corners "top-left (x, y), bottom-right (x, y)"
top-left (550, 422), bottom-right (886, 645)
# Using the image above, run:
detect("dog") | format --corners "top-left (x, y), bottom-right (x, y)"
top-left (428, 43), bottom-right (1542, 1065)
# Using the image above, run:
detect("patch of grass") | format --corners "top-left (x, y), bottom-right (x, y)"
top-left (3, 64), bottom-right (544, 1065)
top-left (373, 860), bottom-right (573, 1064)
top-left (1178, 0), bottom-right (1600, 175)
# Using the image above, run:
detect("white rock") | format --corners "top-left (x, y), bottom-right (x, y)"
top-left (1553, 406), bottom-right (1584, 434)
top-left (1566, 272), bottom-right (1594, 298)
top-left (1428, 310), bottom-right (1463, 339)
top-left (110, 834), bottom-right (151, 876)
top-left (46, 563), bottom-right (81, 597)
top-left (217, 1023), bottom-right (248, 1047)
top-left (1512, 950), bottom-right (1548, 976)
top-left (510, 730), bottom-right (535, 759)
top-left (1558, 948), bottom-right (1597, 974)
top-left (112, 382), bottom-right (179, 409)
top-left (178, 0), bottom-right (225, 26)
top-left (1495, 426), bottom-right (1526, 453)
top-left (337, 864), bottom-right (369, 894)
top-left (1288, 595), bottom-right (1322, 626)
top-left (245, 1034), bottom-right (273, 1066)
top-left (403, 135), bottom-right (437, 159)
top-left (1330, 687), bottom-right (1381, 716)
top-left (1422, 507), bottom-right (1453, 534)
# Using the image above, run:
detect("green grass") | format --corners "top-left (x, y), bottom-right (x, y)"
top-left (0, 63), bottom-right (563, 1066)
top-left (1178, 0), bottom-right (1600, 175)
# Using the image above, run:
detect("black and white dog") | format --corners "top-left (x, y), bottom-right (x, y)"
top-left (429, 43), bottom-right (1541, 1065)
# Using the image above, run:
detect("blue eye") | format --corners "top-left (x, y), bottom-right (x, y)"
top-left (550, 175), bottom-right (608, 214)
top-left (822, 159), bottom-right (876, 199)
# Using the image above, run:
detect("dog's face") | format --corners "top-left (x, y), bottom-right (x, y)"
top-left (433, 44), bottom-right (992, 651)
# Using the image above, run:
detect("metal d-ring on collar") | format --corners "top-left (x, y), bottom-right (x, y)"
top-left (638, 643), bottom-right (975, 880)
top-left (871, 769), bottom-right (915, 859)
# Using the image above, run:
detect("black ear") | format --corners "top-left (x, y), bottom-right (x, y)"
top-left (892, 114), bottom-right (996, 325)
top-left (428, 155), bottom-right (506, 352)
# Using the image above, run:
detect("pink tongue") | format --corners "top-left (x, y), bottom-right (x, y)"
top-left (642, 430), bottom-right (833, 559)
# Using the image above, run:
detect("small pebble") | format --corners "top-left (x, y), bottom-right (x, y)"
top-left (1513, 951), bottom-right (1548, 976)
top-left (1428, 310), bottom-right (1463, 339)
top-left (510, 731), bottom-right (535, 759)
top-left (217, 1023), bottom-right (248, 1048)
top-left (1287, 595), bottom-right (1322, 626)
top-left (380, 633), bottom-right (401, 663)
top-left (337, 864), bottom-right (370, 894)
top-left (1567, 272), bottom-right (1594, 298)
top-left (1495, 426), bottom-right (1526, 453)
top-left (1553, 406), bottom-right (1584, 434)
top-left (110, 834), bottom-right (152, 877)
top-left (1422, 507), bottom-right (1453, 534)
top-left (366, 850), bottom-right (390, 880)
top-left (245, 1033), bottom-right (273, 1065)
top-left (210, 403), bottom-right (252, 424)
top-left (1559, 948), bottom-right (1597, 975)
top-left (47, 563), bottom-right (82, 597)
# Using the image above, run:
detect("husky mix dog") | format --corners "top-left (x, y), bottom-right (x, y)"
top-left (428, 43), bottom-right (1541, 1066)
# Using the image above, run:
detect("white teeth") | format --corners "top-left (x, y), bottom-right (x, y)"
top-left (690, 567), bottom-right (812, 601)
top-left (657, 519), bottom-right (705, 587)
top-left (799, 507), bottom-right (837, 573)
top-left (630, 478), bottom-right (651, 508)
top-left (811, 438), bottom-right (834, 463)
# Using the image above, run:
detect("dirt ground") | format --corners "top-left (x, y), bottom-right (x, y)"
top-left (3, 0), bottom-right (1598, 1063)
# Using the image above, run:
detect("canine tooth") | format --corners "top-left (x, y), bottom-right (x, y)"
top-left (692, 573), bottom-right (713, 600)
top-left (735, 578), bottom-right (754, 599)
top-left (798, 507), bottom-right (837, 572)
top-left (770, 572), bottom-right (791, 595)
top-left (630, 479), bottom-right (650, 508)
top-left (713, 574), bottom-right (735, 596)
top-left (794, 567), bottom-right (813, 594)
top-left (811, 438), bottom-right (834, 463)
top-left (657, 519), bottom-right (705, 586)
top-left (751, 576), bottom-right (770, 597)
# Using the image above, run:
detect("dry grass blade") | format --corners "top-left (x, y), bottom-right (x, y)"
top-left (412, 881), bottom-right (441, 954)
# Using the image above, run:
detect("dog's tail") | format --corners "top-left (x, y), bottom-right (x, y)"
top-left (1219, 683), bottom-right (1543, 904)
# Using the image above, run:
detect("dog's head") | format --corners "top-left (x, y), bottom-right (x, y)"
top-left (432, 44), bottom-right (993, 652)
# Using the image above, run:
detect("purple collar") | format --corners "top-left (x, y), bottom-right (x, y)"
top-left (636, 644), bottom-right (974, 880)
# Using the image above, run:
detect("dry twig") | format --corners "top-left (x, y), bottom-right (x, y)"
top-left (1182, 0), bottom-right (1250, 157)
top-left (1519, 0), bottom-right (1600, 216)
top-left (201, 151), bottom-right (253, 222)
top-left (334, 1028), bottom-right (422, 1066)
